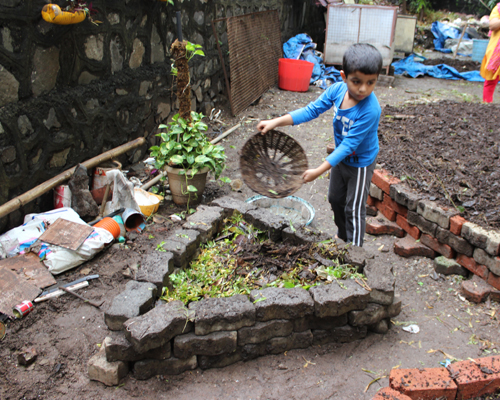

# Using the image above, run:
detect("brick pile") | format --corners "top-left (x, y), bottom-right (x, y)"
top-left (367, 168), bottom-right (500, 304)
top-left (372, 355), bottom-right (500, 400)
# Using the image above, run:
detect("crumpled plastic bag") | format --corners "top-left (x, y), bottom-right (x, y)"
top-left (102, 169), bottom-right (141, 216)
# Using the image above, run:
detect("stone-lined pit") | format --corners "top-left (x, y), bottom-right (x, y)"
top-left (91, 197), bottom-right (401, 384)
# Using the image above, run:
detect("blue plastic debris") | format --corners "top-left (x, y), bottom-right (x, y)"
top-left (283, 34), bottom-right (343, 89)
top-left (391, 54), bottom-right (484, 82)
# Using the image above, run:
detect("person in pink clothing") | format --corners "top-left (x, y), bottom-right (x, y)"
top-left (481, 3), bottom-right (500, 102)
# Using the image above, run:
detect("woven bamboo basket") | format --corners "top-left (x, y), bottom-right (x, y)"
top-left (239, 130), bottom-right (308, 199)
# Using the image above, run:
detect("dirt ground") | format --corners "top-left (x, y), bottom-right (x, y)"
top-left (2, 52), bottom-right (500, 400)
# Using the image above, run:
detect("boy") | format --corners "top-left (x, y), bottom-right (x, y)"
top-left (257, 43), bottom-right (383, 247)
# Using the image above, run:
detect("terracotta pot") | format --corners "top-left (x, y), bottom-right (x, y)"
top-left (166, 166), bottom-right (209, 206)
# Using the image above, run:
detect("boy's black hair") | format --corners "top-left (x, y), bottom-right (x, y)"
top-left (342, 43), bottom-right (383, 77)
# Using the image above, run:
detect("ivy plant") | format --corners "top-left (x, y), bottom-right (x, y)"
top-left (150, 111), bottom-right (227, 181)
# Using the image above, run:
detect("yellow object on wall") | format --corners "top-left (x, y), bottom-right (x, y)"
top-left (41, 4), bottom-right (87, 25)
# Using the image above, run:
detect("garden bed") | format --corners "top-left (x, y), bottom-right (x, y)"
top-left (96, 197), bottom-right (401, 382)
top-left (378, 101), bottom-right (500, 230)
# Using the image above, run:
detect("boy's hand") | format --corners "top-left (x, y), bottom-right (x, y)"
top-left (302, 161), bottom-right (332, 183)
top-left (256, 114), bottom-right (293, 135)
top-left (256, 119), bottom-right (277, 134)
top-left (302, 168), bottom-right (322, 183)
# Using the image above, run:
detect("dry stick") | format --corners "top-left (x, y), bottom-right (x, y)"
top-left (0, 137), bottom-right (146, 220)
top-left (453, 23), bottom-right (468, 60)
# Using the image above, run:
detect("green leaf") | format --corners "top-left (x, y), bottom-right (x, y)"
top-left (183, 133), bottom-right (192, 141)
top-left (170, 155), bottom-right (184, 164)
top-left (158, 124), bottom-right (168, 129)
top-left (187, 185), bottom-right (198, 193)
top-left (283, 282), bottom-right (295, 288)
top-left (186, 155), bottom-right (195, 165)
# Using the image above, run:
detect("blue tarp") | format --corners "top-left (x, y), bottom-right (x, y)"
top-left (431, 21), bottom-right (471, 56)
top-left (283, 34), bottom-right (343, 89)
top-left (392, 54), bottom-right (484, 82)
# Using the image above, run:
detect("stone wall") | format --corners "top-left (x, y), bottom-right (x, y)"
top-left (0, 0), bottom-right (326, 232)
top-left (87, 198), bottom-right (401, 385)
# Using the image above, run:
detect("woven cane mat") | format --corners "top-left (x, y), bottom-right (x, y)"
top-left (240, 130), bottom-right (308, 198)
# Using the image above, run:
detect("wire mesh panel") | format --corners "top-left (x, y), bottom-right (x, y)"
top-left (324, 4), bottom-right (397, 69)
top-left (226, 11), bottom-right (282, 116)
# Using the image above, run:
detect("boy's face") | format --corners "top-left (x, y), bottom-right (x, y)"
top-left (340, 70), bottom-right (378, 102)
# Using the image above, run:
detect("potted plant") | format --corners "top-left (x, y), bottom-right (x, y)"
top-left (150, 36), bottom-right (229, 208)
top-left (150, 110), bottom-right (227, 207)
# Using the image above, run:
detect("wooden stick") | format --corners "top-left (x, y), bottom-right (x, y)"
top-left (210, 123), bottom-right (241, 144)
top-left (0, 137), bottom-right (145, 220)
top-left (453, 23), bottom-right (468, 60)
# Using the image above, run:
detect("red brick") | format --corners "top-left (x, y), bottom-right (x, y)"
top-left (448, 356), bottom-right (500, 399)
top-left (366, 215), bottom-right (405, 237)
top-left (371, 387), bottom-right (413, 400)
top-left (394, 236), bottom-right (436, 259)
top-left (382, 194), bottom-right (408, 217)
top-left (372, 169), bottom-right (401, 194)
top-left (389, 368), bottom-right (457, 400)
top-left (396, 214), bottom-right (421, 240)
top-left (456, 254), bottom-right (489, 280)
top-left (487, 272), bottom-right (500, 291)
top-left (461, 274), bottom-right (492, 303)
top-left (420, 234), bottom-right (456, 259)
top-left (450, 215), bottom-right (467, 236)
top-left (374, 199), bottom-right (397, 222)
top-left (367, 195), bottom-right (377, 207)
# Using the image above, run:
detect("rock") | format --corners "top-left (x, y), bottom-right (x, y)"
top-left (88, 346), bottom-right (128, 386)
top-left (249, 287), bottom-right (314, 321)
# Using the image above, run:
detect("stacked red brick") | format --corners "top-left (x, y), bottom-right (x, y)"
top-left (371, 355), bottom-right (500, 400)
top-left (367, 168), bottom-right (500, 302)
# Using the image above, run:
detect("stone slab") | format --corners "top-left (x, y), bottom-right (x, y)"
top-left (436, 227), bottom-right (474, 257)
top-left (167, 229), bottom-right (200, 258)
top-left (312, 325), bottom-right (368, 345)
top-left (173, 331), bottom-right (237, 358)
top-left (394, 236), bottom-right (437, 259)
top-left (244, 208), bottom-right (288, 242)
top-left (364, 259), bottom-right (395, 305)
top-left (124, 300), bottom-right (194, 353)
top-left (238, 319), bottom-right (294, 345)
top-left (389, 183), bottom-right (420, 211)
top-left (183, 205), bottom-right (224, 243)
top-left (135, 251), bottom-right (174, 289)
top-left (88, 346), bottom-right (128, 386)
top-left (198, 351), bottom-right (242, 370)
top-left (282, 225), bottom-right (330, 246)
top-left (249, 287), bottom-right (314, 321)
top-left (434, 255), bottom-right (468, 276)
top-left (133, 356), bottom-right (197, 380)
top-left (104, 280), bottom-right (157, 331)
top-left (309, 280), bottom-right (370, 318)
top-left (104, 333), bottom-right (171, 362)
top-left (417, 199), bottom-right (456, 229)
top-left (191, 295), bottom-right (255, 335)
top-left (210, 196), bottom-right (257, 218)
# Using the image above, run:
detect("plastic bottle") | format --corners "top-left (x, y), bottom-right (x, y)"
top-left (112, 215), bottom-right (126, 238)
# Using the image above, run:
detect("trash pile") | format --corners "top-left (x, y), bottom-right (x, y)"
top-left (0, 156), bottom-right (168, 334)
top-left (431, 18), bottom-right (489, 56)
top-left (283, 33), bottom-right (342, 89)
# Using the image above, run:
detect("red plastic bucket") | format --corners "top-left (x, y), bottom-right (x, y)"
top-left (278, 58), bottom-right (314, 92)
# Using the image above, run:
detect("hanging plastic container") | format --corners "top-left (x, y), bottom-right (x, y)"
top-left (53, 185), bottom-right (72, 209)
top-left (94, 217), bottom-right (121, 239)
top-left (41, 4), bottom-right (87, 25)
top-left (91, 160), bottom-right (122, 204)
top-left (278, 58), bottom-right (314, 92)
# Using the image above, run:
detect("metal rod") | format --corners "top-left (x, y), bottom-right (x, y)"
top-left (58, 285), bottom-right (104, 308)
